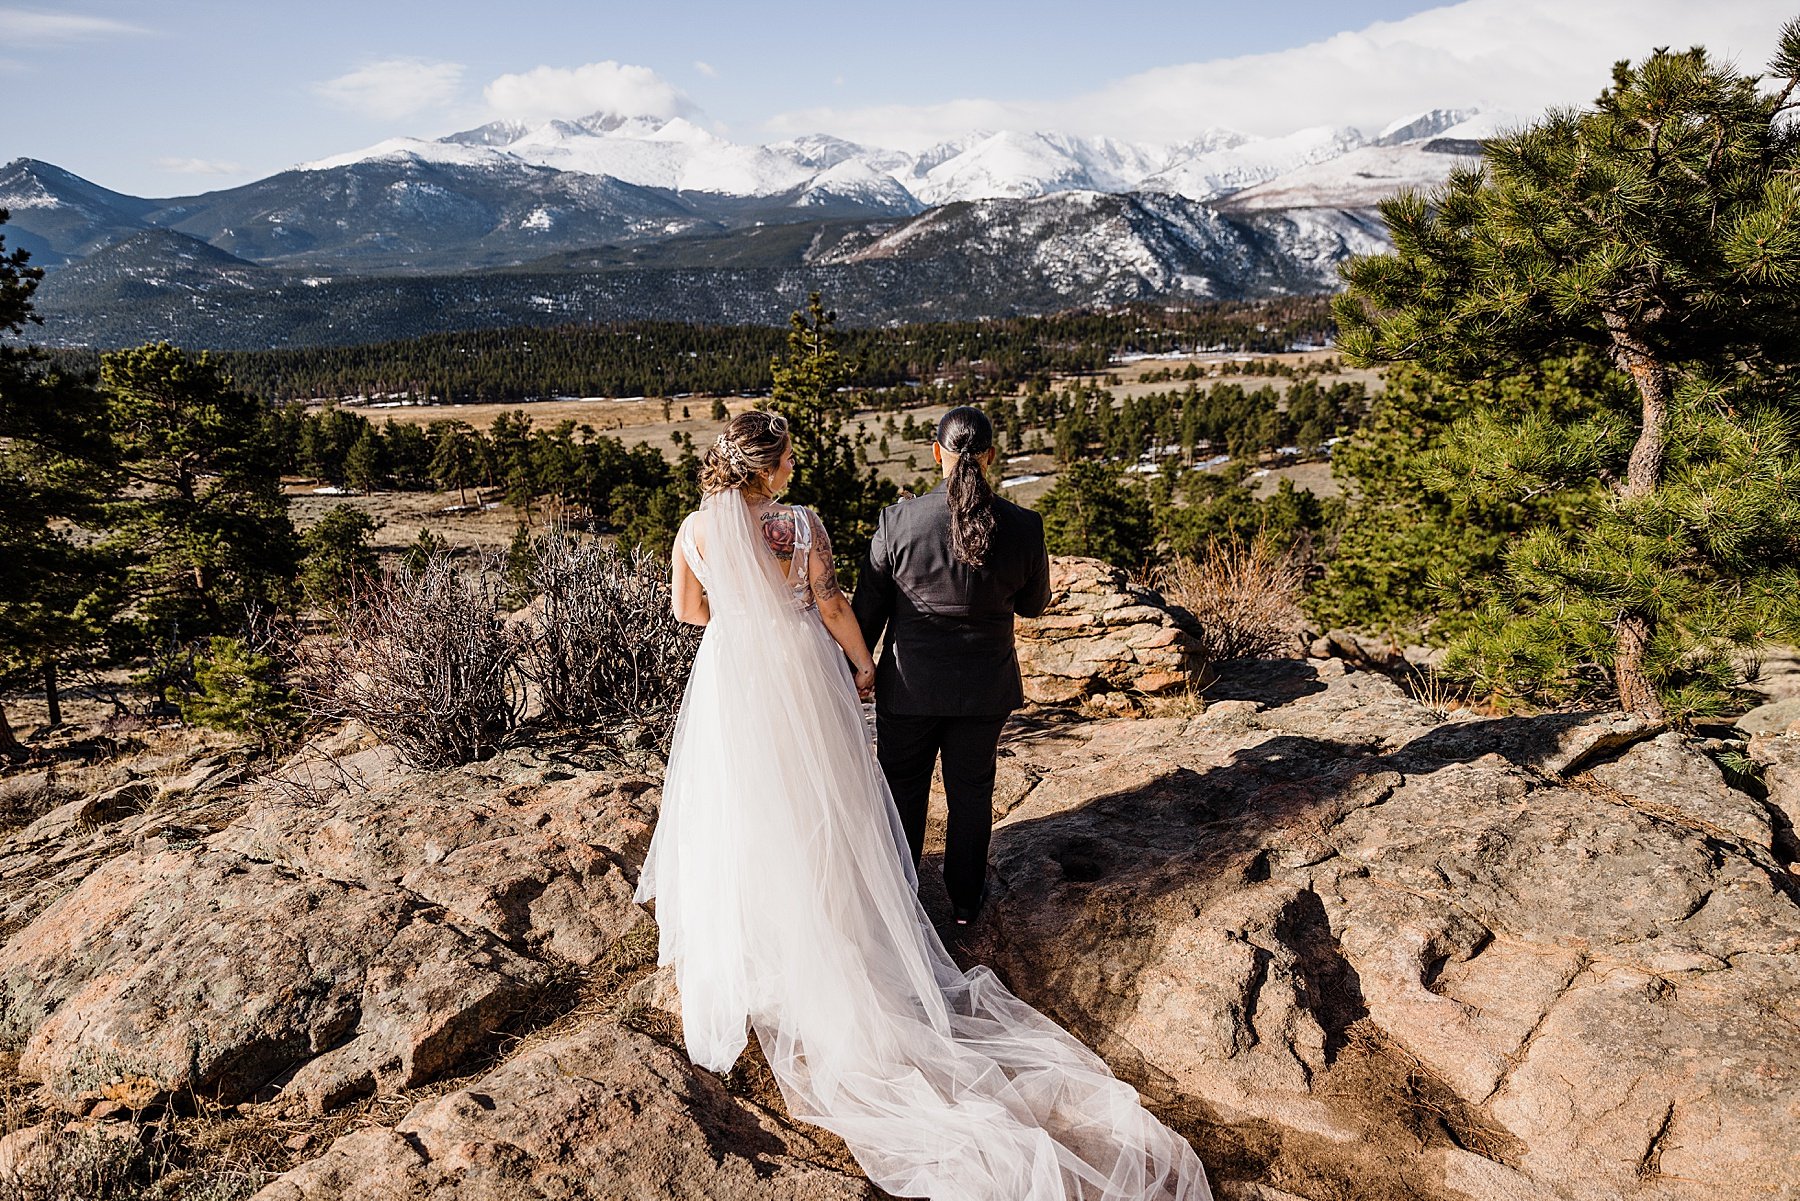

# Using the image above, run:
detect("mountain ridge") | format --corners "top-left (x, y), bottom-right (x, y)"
top-left (30, 191), bottom-right (1387, 349)
top-left (5, 105), bottom-right (1496, 349)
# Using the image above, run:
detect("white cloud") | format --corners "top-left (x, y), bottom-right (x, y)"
top-left (0, 8), bottom-right (145, 44)
top-left (154, 157), bottom-right (247, 175)
top-left (767, 0), bottom-right (1795, 149)
top-left (693, 59), bottom-right (717, 78)
top-left (313, 58), bottom-right (466, 123)
top-left (483, 60), bottom-right (699, 124)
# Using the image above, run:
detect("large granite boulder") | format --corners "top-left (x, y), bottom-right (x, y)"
top-left (0, 843), bottom-right (548, 1111)
top-left (1749, 733), bottom-right (1800, 859)
top-left (1016, 556), bottom-right (1208, 704)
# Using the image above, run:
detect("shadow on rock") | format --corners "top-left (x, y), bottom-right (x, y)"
top-left (1201, 659), bottom-right (1330, 706)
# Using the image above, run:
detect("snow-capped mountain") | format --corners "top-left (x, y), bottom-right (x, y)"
top-left (289, 107), bottom-right (1486, 209)
top-left (32, 189), bottom-right (1392, 349)
top-left (794, 159), bottom-right (923, 213)
top-left (1375, 108), bottom-right (1476, 146)
top-left (1139, 126), bottom-right (1368, 201)
top-left (0, 157), bottom-right (159, 265)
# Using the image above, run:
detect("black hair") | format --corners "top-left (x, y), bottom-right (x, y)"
top-left (935, 406), bottom-right (997, 569)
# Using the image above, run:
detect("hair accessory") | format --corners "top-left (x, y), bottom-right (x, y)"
top-left (714, 432), bottom-right (750, 473)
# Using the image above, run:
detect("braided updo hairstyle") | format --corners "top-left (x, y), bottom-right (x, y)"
top-left (936, 406), bottom-right (997, 569)
top-left (700, 410), bottom-right (791, 495)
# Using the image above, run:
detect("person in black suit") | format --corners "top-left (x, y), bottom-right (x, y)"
top-left (853, 406), bottom-right (1052, 925)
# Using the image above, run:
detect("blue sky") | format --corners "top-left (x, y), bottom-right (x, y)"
top-left (3, 0), bottom-right (1792, 197)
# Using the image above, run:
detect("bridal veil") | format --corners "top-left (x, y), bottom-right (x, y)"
top-left (636, 488), bottom-right (1211, 1201)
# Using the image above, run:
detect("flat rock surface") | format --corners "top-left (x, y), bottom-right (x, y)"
top-left (0, 731), bottom-right (659, 1115)
top-left (960, 660), bottom-right (1800, 1201)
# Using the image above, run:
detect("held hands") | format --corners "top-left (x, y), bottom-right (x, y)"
top-left (853, 660), bottom-right (876, 700)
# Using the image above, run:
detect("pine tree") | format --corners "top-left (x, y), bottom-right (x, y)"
top-left (402, 527), bottom-right (451, 574)
top-left (344, 429), bottom-right (386, 494)
top-left (181, 634), bottom-right (297, 749)
top-left (299, 506), bottom-right (379, 609)
top-left (428, 420), bottom-right (486, 508)
top-left (489, 410), bottom-right (537, 516)
top-left (1336, 27), bottom-right (1800, 719)
top-left (1039, 461), bottom-right (1155, 570)
top-left (1308, 357), bottom-right (1621, 642)
top-left (100, 343), bottom-right (298, 651)
top-left (0, 211), bottom-right (118, 753)
top-left (766, 293), bottom-right (897, 581)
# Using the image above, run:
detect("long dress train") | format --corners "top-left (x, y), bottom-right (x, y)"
top-left (634, 489), bottom-right (1211, 1201)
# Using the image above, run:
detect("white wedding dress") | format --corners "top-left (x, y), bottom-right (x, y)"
top-left (635, 488), bottom-right (1211, 1201)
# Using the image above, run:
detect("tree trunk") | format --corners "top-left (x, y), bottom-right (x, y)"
top-left (1605, 313), bottom-right (1673, 722)
top-left (1615, 613), bottom-right (1665, 721)
top-left (42, 660), bottom-right (61, 728)
top-left (0, 701), bottom-right (24, 761)
top-left (1606, 314), bottom-right (1672, 500)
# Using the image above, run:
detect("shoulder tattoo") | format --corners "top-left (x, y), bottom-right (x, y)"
top-left (759, 508), bottom-right (797, 562)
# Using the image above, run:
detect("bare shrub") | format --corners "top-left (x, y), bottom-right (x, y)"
top-left (1160, 535), bottom-right (1308, 662)
top-left (301, 551), bottom-right (521, 769)
top-left (515, 527), bottom-right (701, 748)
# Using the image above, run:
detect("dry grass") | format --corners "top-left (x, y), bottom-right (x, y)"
top-left (1159, 536), bottom-right (1309, 663)
top-left (1398, 663), bottom-right (1475, 723)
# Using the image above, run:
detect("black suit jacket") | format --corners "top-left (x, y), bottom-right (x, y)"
top-left (852, 481), bottom-right (1052, 716)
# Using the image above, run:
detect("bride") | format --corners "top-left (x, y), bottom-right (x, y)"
top-left (634, 410), bottom-right (1211, 1201)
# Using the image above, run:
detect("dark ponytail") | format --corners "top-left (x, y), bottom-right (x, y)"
top-left (936, 406), bottom-right (997, 569)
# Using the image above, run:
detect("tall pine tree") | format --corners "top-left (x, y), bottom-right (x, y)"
top-left (1336, 27), bottom-right (1800, 720)
top-left (766, 293), bottom-right (896, 580)
top-left (0, 212), bottom-right (117, 753)
top-left (100, 343), bottom-right (297, 656)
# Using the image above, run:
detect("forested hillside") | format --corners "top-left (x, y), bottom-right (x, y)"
top-left (46, 299), bottom-right (1334, 404)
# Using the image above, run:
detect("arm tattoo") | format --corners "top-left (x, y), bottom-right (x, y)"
top-left (809, 511), bottom-right (845, 602)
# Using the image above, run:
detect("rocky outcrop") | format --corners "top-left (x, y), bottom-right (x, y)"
top-left (1016, 556), bottom-right (1208, 705)
top-left (1750, 733), bottom-right (1800, 859)
top-left (964, 658), bottom-right (1800, 1201)
top-left (1, 657), bottom-right (1797, 1200)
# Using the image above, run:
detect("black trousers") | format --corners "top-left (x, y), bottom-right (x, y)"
top-left (875, 709), bottom-right (1009, 911)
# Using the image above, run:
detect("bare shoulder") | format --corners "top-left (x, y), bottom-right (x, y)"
top-left (680, 509), bottom-right (706, 554)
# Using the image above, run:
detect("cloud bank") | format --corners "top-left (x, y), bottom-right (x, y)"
top-left (483, 60), bottom-right (699, 125)
top-left (766, 0), bottom-right (1796, 149)
top-left (314, 58), bottom-right (467, 122)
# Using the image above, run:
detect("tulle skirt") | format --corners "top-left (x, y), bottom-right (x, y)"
top-left (636, 609), bottom-right (1211, 1201)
